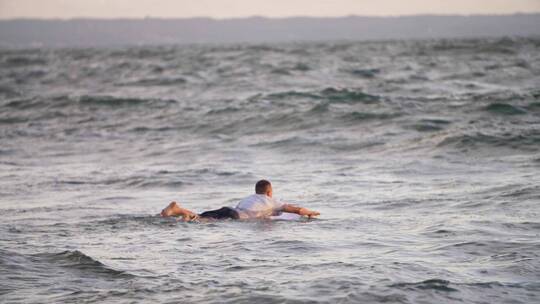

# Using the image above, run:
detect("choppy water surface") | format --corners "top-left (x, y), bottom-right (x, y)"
top-left (1, 38), bottom-right (539, 303)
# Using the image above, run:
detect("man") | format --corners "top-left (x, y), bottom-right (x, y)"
top-left (160, 180), bottom-right (320, 221)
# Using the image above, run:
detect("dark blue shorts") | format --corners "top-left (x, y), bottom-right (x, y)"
top-left (199, 207), bottom-right (240, 220)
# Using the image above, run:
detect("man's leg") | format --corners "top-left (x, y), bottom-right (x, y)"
top-left (160, 202), bottom-right (199, 221)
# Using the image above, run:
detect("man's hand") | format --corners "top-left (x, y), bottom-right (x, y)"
top-left (298, 207), bottom-right (320, 218)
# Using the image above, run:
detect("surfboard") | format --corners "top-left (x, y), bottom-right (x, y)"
top-left (270, 212), bottom-right (302, 221)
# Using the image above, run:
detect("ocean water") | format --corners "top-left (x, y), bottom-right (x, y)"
top-left (1, 37), bottom-right (539, 303)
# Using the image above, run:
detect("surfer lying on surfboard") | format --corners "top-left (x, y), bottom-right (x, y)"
top-left (160, 180), bottom-right (320, 221)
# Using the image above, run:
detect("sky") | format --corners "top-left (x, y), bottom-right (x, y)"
top-left (1, 0), bottom-right (540, 19)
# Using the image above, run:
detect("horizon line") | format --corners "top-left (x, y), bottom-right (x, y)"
top-left (1, 12), bottom-right (540, 22)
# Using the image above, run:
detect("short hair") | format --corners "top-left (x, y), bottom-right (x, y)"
top-left (255, 180), bottom-right (271, 194)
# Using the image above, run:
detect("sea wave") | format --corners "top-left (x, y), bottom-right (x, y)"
top-left (437, 129), bottom-right (540, 152)
top-left (43, 250), bottom-right (132, 277)
top-left (0, 248), bottom-right (132, 281)
top-left (2, 95), bottom-right (177, 110)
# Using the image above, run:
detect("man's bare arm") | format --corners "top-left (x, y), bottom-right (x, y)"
top-left (282, 204), bottom-right (320, 217)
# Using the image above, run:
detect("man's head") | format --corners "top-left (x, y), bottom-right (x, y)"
top-left (255, 180), bottom-right (272, 197)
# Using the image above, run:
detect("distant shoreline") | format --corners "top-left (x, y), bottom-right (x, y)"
top-left (2, 12), bottom-right (540, 21)
top-left (1, 14), bottom-right (539, 47)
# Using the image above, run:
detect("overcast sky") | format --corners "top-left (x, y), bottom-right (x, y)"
top-left (1, 0), bottom-right (540, 19)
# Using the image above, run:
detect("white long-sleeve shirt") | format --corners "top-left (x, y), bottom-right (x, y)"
top-left (234, 194), bottom-right (285, 219)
